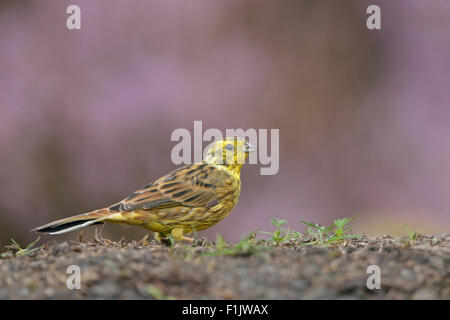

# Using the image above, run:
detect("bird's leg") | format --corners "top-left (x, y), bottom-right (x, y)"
top-left (154, 232), bottom-right (174, 246)
top-left (139, 234), bottom-right (151, 246)
top-left (94, 223), bottom-right (109, 244)
top-left (171, 228), bottom-right (195, 242)
top-left (153, 232), bottom-right (162, 243)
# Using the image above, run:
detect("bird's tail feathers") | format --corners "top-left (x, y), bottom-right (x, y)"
top-left (31, 208), bottom-right (120, 235)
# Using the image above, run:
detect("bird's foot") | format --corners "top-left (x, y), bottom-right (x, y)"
top-left (153, 229), bottom-right (194, 246)
top-left (94, 224), bottom-right (112, 245)
top-left (171, 228), bottom-right (194, 243)
top-left (153, 232), bottom-right (173, 246)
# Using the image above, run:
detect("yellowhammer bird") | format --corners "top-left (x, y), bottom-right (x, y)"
top-left (32, 138), bottom-right (256, 242)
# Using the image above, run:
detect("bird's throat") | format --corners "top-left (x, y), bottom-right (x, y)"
top-left (223, 163), bottom-right (242, 178)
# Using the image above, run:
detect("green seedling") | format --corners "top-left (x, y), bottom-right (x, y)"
top-left (146, 284), bottom-right (174, 300)
top-left (205, 232), bottom-right (261, 256)
top-left (1, 237), bottom-right (43, 258)
top-left (260, 218), bottom-right (300, 245)
top-left (299, 217), bottom-right (362, 246)
top-left (405, 225), bottom-right (419, 241)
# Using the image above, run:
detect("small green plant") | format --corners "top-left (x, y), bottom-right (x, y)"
top-left (405, 225), bottom-right (419, 241)
top-left (146, 284), bottom-right (174, 300)
top-left (260, 218), bottom-right (300, 245)
top-left (205, 232), bottom-right (261, 256)
top-left (299, 217), bottom-right (362, 246)
top-left (1, 237), bottom-right (43, 258)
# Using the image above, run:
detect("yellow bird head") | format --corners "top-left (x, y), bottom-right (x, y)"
top-left (204, 137), bottom-right (257, 170)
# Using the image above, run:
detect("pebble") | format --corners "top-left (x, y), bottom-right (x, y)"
top-left (0, 288), bottom-right (9, 299)
top-left (429, 256), bottom-right (444, 270)
top-left (412, 288), bottom-right (438, 300)
top-left (400, 268), bottom-right (414, 280)
top-left (90, 282), bottom-right (121, 299)
top-left (290, 280), bottom-right (308, 291)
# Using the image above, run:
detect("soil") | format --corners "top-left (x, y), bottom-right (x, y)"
top-left (0, 233), bottom-right (449, 299)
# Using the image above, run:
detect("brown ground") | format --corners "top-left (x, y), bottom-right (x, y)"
top-left (0, 233), bottom-right (449, 299)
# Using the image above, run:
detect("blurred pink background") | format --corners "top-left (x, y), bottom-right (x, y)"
top-left (1, 0), bottom-right (449, 246)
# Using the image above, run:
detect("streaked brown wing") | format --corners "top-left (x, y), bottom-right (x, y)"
top-left (112, 163), bottom-right (232, 212)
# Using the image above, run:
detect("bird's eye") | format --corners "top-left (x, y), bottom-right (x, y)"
top-left (225, 144), bottom-right (234, 151)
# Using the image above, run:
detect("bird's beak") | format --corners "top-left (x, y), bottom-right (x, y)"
top-left (242, 142), bottom-right (257, 153)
